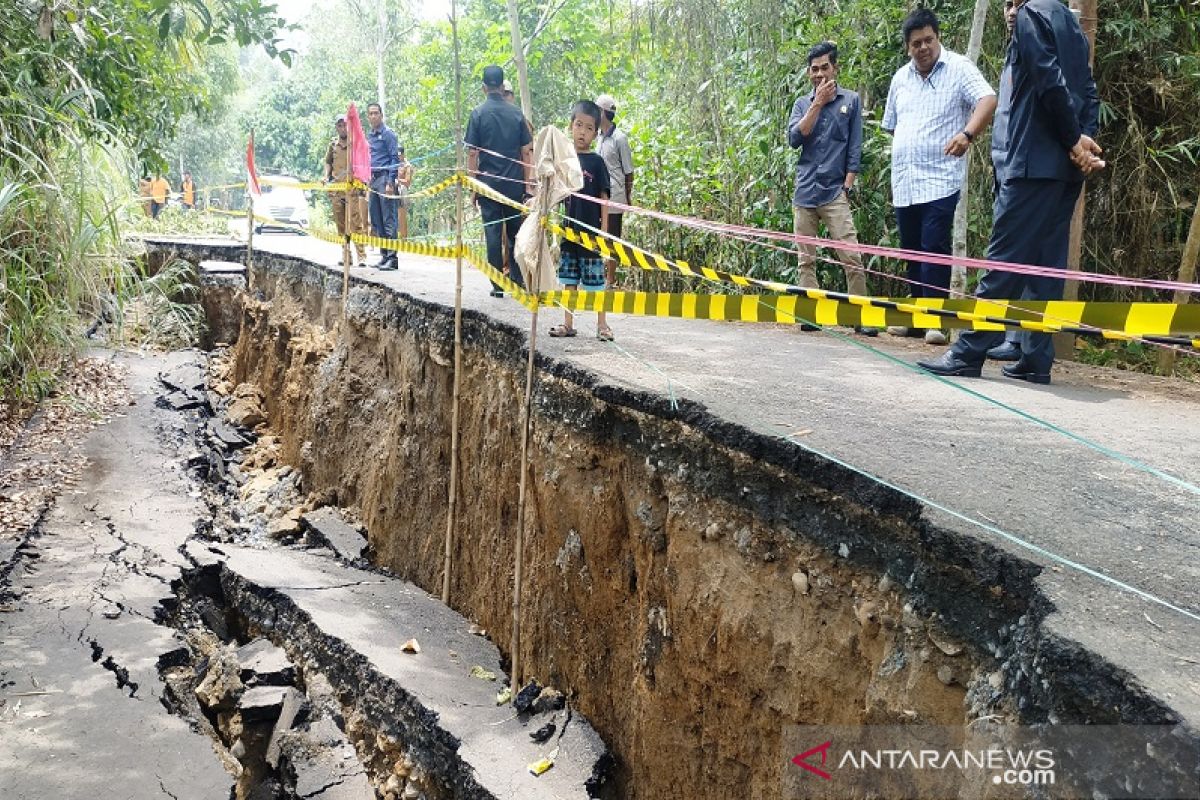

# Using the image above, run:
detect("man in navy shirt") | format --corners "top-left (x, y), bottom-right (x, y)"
top-left (919, 0), bottom-right (1102, 384)
top-left (787, 42), bottom-right (877, 336)
top-left (366, 102), bottom-right (400, 271)
top-left (465, 65), bottom-right (534, 296)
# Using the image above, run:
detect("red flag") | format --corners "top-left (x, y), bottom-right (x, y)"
top-left (345, 103), bottom-right (372, 186)
top-left (246, 131), bottom-right (261, 197)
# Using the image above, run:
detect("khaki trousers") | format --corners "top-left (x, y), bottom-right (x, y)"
top-left (333, 194), bottom-right (368, 259)
top-left (792, 193), bottom-right (867, 297)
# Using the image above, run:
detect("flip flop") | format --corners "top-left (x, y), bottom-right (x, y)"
top-left (596, 327), bottom-right (614, 342)
top-left (549, 325), bottom-right (577, 338)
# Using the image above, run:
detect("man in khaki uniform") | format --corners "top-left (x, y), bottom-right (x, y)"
top-left (323, 114), bottom-right (368, 266)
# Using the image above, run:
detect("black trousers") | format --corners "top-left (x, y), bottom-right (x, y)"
top-left (895, 191), bottom-right (958, 299)
top-left (479, 195), bottom-right (525, 290)
top-left (951, 178), bottom-right (1081, 373)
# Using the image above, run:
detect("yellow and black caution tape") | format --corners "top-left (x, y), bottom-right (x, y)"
top-left (350, 231), bottom-right (460, 260)
top-left (461, 175), bottom-right (530, 213)
top-left (260, 174), bottom-right (461, 201)
top-left (461, 246), bottom-right (539, 311)
top-left (540, 286), bottom-right (1200, 346)
top-left (538, 206), bottom-right (1200, 339)
top-left (196, 185), bottom-right (1200, 347)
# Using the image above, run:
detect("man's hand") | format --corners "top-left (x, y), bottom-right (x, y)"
top-left (813, 79), bottom-right (837, 107)
top-left (943, 131), bottom-right (972, 157)
top-left (1070, 135), bottom-right (1106, 175)
top-left (385, 181), bottom-right (397, 195)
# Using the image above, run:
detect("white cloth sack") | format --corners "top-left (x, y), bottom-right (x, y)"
top-left (514, 125), bottom-right (583, 292)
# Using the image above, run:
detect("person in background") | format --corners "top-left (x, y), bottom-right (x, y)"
top-left (139, 177), bottom-right (152, 217)
top-left (181, 172), bottom-right (196, 210)
top-left (149, 173), bottom-right (170, 219)
top-left (397, 146), bottom-right (414, 240)
top-left (594, 93), bottom-right (634, 289)
top-left (786, 41), bottom-right (878, 336)
top-left (882, 8), bottom-right (996, 347)
top-left (324, 114), bottom-right (369, 267)
top-left (366, 102), bottom-right (400, 271)
top-left (465, 65), bottom-right (534, 297)
top-left (918, 0), bottom-right (1103, 385)
top-left (549, 100), bottom-right (612, 341)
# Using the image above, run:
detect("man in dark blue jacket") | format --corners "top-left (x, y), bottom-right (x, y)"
top-left (367, 102), bottom-right (401, 271)
top-left (919, 0), bottom-right (1103, 385)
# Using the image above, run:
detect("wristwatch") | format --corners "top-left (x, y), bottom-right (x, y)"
top-left (960, 129), bottom-right (975, 142)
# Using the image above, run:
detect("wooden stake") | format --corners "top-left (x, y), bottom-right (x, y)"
top-left (511, 176), bottom-right (547, 697)
top-left (442, 0), bottom-right (465, 605)
top-left (506, 0), bottom-right (533, 121)
top-left (343, 178), bottom-right (352, 318)
top-left (1156, 197), bottom-right (1200, 375)
top-left (246, 193), bottom-right (255, 292)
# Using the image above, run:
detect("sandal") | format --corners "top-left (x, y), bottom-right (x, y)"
top-left (548, 325), bottom-right (577, 338)
top-left (596, 326), bottom-right (614, 342)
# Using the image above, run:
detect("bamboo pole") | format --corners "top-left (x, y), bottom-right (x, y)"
top-left (246, 196), bottom-right (255, 292)
top-left (506, 0), bottom-right (533, 121)
top-left (442, 0), bottom-right (465, 604)
top-left (1156, 197), bottom-right (1200, 375)
top-left (343, 177), bottom-right (352, 318)
top-left (511, 176), bottom-right (548, 696)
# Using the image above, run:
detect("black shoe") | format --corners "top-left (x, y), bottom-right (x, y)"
top-left (1001, 360), bottom-right (1051, 385)
top-left (490, 289), bottom-right (505, 298)
top-left (375, 257), bottom-right (392, 268)
top-left (377, 260), bottom-right (398, 271)
top-left (799, 323), bottom-right (820, 332)
top-left (987, 342), bottom-right (1022, 361)
top-left (917, 351), bottom-right (982, 378)
top-left (854, 326), bottom-right (879, 337)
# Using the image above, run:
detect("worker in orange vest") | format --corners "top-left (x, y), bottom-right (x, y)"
top-left (181, 172), bottom-right (196, 210)
top-left (149, 174), bottom-right (170, 219)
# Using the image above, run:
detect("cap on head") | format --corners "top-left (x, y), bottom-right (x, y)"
top-left (335, 114), bottom-right (347, 123)
top-left (594, 94), bottom-right (617, 114)
top-left (502, 79), bottom-right (514, 93)
top-left (482, 65), bottom-right (504, 88)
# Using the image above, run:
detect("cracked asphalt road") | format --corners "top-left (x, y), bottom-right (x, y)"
top-left (0, 351), bottom-right (230, 800)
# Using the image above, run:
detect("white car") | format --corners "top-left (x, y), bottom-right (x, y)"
top-left (255, 176), bottom-right (310, 233)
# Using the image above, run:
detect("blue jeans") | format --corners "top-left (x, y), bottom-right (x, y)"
top-left (479, 195), bottom-right (525, 290)
top-left (951, 179), bottom-right (1081, 372)
top-left (895, 191), bottom-right (958, 299)
top-left (369, 173), bottom-right (399, 261)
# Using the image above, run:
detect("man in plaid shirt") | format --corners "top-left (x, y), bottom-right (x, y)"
top-left (883, 8), bottom-right (996, 346)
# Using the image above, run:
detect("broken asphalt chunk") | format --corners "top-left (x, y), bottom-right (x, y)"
top-left (236, 638), bottom-right (296, 686)
top-left (238, 685), bottom-right (292, 724)
top-left (301, 507), bottom-right (367, 562)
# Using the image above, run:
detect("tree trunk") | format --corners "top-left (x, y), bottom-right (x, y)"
top-left (507, 0), bottom-right (533, 122)
top-left (1156, 198), bottom-right (1200, 375)
top-left (376, 0), bottom-right (388, 110)
top-left (1055, 0), bottom-right (1098, 357)
top-left (949, 0), bottom-right (990, 295)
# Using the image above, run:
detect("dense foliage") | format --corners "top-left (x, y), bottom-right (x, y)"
top-left (206, 0), bottom-right (1197, 301)
top-left (0, 0), bottom-right (290, 399)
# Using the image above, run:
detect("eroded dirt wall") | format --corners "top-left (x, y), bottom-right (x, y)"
top-left (217, 255), bottom-right (1053, 799)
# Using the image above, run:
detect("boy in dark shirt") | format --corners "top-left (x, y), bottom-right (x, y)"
top-left (550, 100), bottom-right (613, 340)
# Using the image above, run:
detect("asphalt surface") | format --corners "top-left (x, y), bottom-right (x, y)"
top-left (211, 543), bottom-right (607, 799)
top-left (0, 351), bottom-right (232, 800)
top-left (251, 230), bottom-right (1200, 726)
